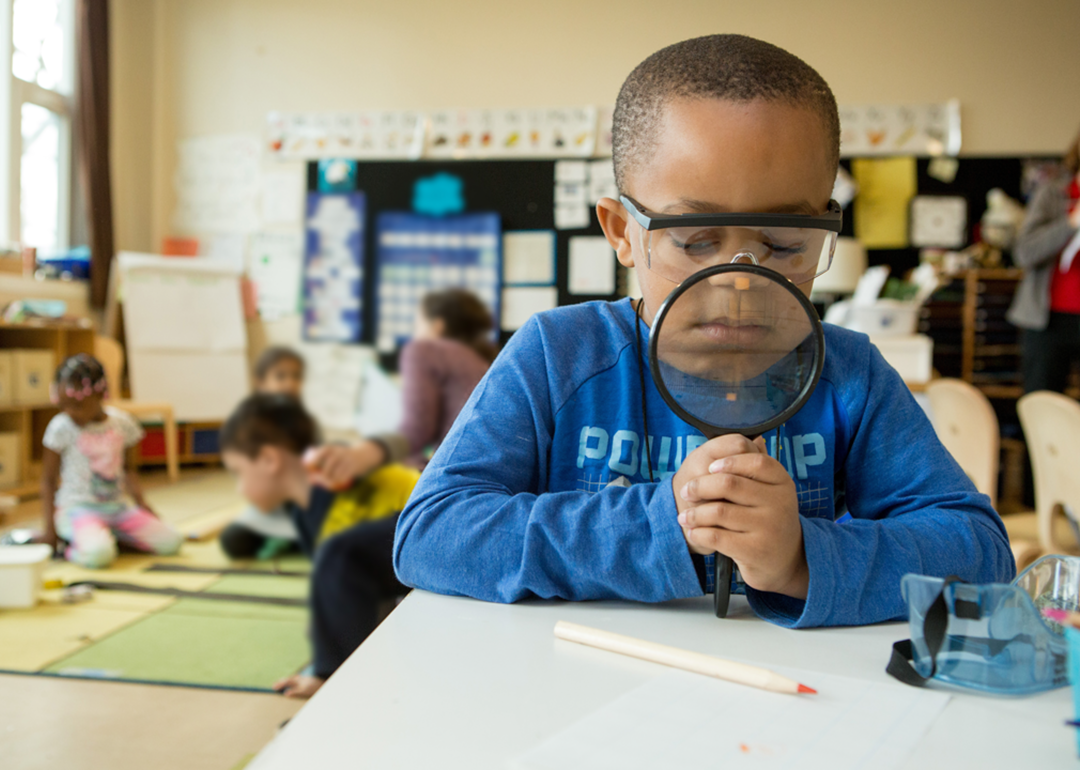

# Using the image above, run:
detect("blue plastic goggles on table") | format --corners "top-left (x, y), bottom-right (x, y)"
top-left (888, 555), bottom-right (1080, 695)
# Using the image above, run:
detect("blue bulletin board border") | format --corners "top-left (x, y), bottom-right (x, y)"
top-left (303, 191), bottom-right (366, 342)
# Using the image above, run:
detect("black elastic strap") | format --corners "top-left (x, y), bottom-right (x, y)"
top-left (886, 575), bottom-right (964, 687)
top-left (633, 298), bottom-right (654, 482)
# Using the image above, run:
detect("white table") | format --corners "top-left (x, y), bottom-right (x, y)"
top-left (251, 591), bottom-right (1074, 769)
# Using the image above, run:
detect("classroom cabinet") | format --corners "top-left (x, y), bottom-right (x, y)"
top-left (0, 320), bottom-right (95, 498)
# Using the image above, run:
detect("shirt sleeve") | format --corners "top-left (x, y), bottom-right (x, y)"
top-left (42, 414), bottom-right (74, 453)
top-left (393, 317), bottom-right (703, 604)
top-left (113, 410), bottom-right (145, 448)
top-left (1013, 181), bottom-right (1078, 270)
top-left (397, 340), bottom-right (442, 455)
top-left (745, 342), bottom-right (1015, 628)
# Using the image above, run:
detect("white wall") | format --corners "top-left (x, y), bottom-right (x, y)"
top-left (110, 0), bottom-right (1080, 252)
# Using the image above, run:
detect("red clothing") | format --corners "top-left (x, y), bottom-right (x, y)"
top-left (1049, 178), bottom-right (1080, 313)
top-left (398, 337), bottom-right (491, 469)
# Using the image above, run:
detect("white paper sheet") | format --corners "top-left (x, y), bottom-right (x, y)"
top-left (588, 159), bottom-right (618, 204)
top-left (261, 169), bottom-right (306, 225)
top-left (503, 231), bottom-right (556, 286)
top-left (250, 231), bottom-right (304, 319)
top-left (555, 160), bottom-right (589, 183)
top-left (299, 342), bottom-right (372, 432)
top-left (501, 286), bottom-right (558, 331)
top-left (555, 204), bottom-right (590, 230)
top-left (173, 134), bottom-right (261, 235)
top-left (515, 668), bottom-right (950, 770)
top-left (568, 236), bottom-right (616, 295)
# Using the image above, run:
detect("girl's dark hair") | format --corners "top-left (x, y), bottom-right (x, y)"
top-left (254, 346), bottom-right (305, 382)
top-left (54, 354), bottom-right (108, 401)
top-left (421, 288), bottom-right (498, 363)
top-left (1065, 125), bottom-right (1080, 176)
top-left (219, 393), bottom-right (320, 458)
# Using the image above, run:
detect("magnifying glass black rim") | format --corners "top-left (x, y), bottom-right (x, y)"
top-left (647, 263), bottom-right (826, 439)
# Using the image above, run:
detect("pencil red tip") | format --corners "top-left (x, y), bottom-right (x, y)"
top-left (798, 684), bottom-right (817, 694)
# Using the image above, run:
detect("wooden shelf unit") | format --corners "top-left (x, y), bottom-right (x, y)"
top-left (0, 320), bottom-right (95, 500)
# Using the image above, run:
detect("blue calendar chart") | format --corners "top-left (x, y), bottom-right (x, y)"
top-left (374, 212), bottom-right (501, 353)
top-left (303, 192), bottom-right (365, 342)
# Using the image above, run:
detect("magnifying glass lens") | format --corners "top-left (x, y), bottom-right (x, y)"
top-left (652, 268), bottom-right (820, 435)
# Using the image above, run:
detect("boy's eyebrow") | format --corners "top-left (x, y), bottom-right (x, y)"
top-left (660, 198), bottom-right (820, 216)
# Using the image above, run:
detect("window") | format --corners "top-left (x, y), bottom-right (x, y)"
top-left (0, 0), bottom-right (75, 253)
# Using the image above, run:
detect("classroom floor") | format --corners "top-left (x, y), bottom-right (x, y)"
top-left (0, 469), bottom-right (306, 770)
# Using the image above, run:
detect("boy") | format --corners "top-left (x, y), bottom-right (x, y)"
top-left (394, 35), bottom-right (1014, 626)
top-left (219, 346), bottom-right (308, 559)
top-left (221, 394), bottom-right (414, 696)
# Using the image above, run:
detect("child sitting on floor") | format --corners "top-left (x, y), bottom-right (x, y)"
top-left (220, 394), bottom-right (418, 698)
top-left (41, 354), bottom-right (181, 568)
top-left (219, 346), bottom-right (307, 560)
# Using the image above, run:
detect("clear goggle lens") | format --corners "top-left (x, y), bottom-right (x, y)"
top-left (641, 225), bottom-right (838, 286)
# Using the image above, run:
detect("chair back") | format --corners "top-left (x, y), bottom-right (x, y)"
top-left (926, 378), bottom-right (999, 508)
top-left (93, 335), bottom-right (125, 401)
top-left (1017, 391), bottom-right (1080, 551)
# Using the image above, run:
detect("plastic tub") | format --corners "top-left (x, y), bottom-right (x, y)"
top-left (0, 544), bottom-right (52, 608)
top-left (847, 300), bottom-right (920, 337)
top-left (1067, 627), bottom-right (1080, 757)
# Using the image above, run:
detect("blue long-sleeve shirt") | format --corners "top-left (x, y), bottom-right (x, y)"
top-left (393, 299), bottom-right (1014, 627)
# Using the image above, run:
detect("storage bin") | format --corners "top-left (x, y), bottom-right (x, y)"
top-left (0, 352), bottom-right (13, 406)
top-left (0, 544), bottom-right (52, 608)
top-left (0, 432), bottom-right (20, 488)
top-left (13, 349), bottom-right (56, 404)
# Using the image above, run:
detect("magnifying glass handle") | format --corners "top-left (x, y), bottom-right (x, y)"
top-left (713, 555), bottom-right (733, 618)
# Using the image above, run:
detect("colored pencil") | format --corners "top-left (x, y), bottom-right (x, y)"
top-left (553, 621), bottom-right (817, 695)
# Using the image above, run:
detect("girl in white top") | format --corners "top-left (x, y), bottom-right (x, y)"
top-left (41, 354), bottom-right (181, 568)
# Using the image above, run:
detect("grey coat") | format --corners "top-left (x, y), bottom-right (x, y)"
top-left (1007, 172), bottom-right (1080, 330)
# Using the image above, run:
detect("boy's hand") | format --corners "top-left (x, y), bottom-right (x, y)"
top-left (672, 435), bottom-right (809, 599)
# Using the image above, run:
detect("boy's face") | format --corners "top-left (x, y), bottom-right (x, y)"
top-left (598, 97), bottom-right (835, 326)
top-left (258, 359), bottom-right (304, 399)
top-left (223, 446), bottom-right (294, 513)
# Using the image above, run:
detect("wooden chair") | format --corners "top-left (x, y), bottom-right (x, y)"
top-left (1017, 391), bottom-right (1080, 555)
top-left (93, 335), bottom-right (180, 482)
top-left (926, 378), bottom-right (999, 508)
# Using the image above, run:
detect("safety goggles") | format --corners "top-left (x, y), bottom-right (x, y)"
top-left (620, 195), bottom-right (843, 286)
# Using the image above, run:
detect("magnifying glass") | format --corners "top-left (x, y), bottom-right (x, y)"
top-left (647, 263), bottom-right (825, 618)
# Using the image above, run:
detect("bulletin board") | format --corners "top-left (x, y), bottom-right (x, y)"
top-left (306, 160), bottom-right (622, 362)
top-left (842, 155), bottom-right (1058, 275)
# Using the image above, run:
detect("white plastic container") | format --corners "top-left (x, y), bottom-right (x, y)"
top-left (847, 300), bottom-right (920, 337)
top-left (869, 334), bottom-right (935, 383)
top-left (0, 544), bottom-right (52, 608)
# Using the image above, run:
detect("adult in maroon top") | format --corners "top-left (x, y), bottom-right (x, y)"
top-left (306, 289), bottom-right (497, 483)
top-left (398, 336), bottom-right (491, 468)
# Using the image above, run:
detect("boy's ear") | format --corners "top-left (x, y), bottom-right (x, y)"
top-left (256, 445), bottom-right (287, 473)
top-left (596, 198), bottom-right (637, 269)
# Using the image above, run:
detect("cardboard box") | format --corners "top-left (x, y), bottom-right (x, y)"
top-left (13, 349), bottom-right (56, 405)
top-left (0, 352), bottom-right (13, 406)
top-left (0, 432), bottom-right (21, 488)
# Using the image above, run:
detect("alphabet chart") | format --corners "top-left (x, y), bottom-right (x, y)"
top-left (374, 212), bottom-right (501, 353)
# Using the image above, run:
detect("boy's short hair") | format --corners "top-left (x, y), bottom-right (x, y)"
top-left (612, 34), bottom-right (841, 193)
top-left (253, 346), bottom-right (305, 382)
top-left (220, 393), bottom-right (320, 458)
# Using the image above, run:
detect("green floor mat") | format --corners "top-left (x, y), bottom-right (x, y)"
top-left (43, 597), bottom-right (309, 690)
